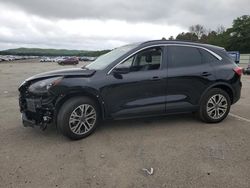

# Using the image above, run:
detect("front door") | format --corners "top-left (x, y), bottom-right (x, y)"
top-left (101, 46), bottom-right (167, 118)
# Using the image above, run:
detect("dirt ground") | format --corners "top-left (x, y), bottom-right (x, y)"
top-left (0, 61), bottom-right (250, 188)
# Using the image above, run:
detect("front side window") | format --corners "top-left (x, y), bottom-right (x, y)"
top-left (168, 46), bottom-right (202, 68)
top-left (114, 47), bottom-right (162, 72)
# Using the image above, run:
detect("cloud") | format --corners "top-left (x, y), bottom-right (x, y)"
top-left (2, 0), bottom-right (250, 28)
top-left (0, 3), bottom-right (185, 50)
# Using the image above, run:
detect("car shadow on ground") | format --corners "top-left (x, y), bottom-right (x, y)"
top-left (97, 113), bottom-right (203, 132)
top-left (10, 113), bottom-right (210, 142)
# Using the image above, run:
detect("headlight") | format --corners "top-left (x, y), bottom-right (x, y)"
top-left (28, 77), bottom-right (63, 94)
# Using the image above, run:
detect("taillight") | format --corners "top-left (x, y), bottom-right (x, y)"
top-left (233, 67), bottom-right (243, 76)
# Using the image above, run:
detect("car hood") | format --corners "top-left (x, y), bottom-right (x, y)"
top-left (26, 68), bottom-right (96, 82)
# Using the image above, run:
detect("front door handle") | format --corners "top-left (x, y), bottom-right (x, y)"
top-left (201, 72), bottom-right (212, 77)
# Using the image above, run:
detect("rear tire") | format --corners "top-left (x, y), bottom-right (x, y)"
top-left (57, 97), bottom-right (99, 140)
top-left (198, 88), bottom-right (231, 123)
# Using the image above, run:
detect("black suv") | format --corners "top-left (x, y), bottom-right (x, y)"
top-left (19, 40), bottom-right (242, 140)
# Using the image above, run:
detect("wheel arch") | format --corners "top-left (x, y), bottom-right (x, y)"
top-left (200, 82), bottom-right (234, 105)
top-left (54, 88), bottom-right (106, 122)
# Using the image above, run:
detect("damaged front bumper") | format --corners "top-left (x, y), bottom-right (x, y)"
top-left (21, 112), bottom-right (36, 127)
top-left (19, 93), bottom-right (55, 129)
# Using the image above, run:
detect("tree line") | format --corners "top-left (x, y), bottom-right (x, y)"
top-left (0, 47), bottom-right (111, 57)
top-left (168, 15), bottom-right (250, 53)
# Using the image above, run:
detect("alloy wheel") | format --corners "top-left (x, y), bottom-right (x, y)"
top-left (69, 104), bottom-right (96, 135)
top-left (206, 94), bottom-right (228, 120)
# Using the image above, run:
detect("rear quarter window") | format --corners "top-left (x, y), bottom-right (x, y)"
top-left (200, 49), bottom-right (220, 64)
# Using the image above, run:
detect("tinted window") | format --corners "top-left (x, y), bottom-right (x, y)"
top-left (168, 46), bottom-right (202, 68)
top-left (115, 47), bottom-right (162, 72)
top-left (200, 49), bottom-right (219, 64)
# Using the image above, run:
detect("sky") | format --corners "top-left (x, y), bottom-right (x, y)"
top-left (0, 0), bottom-right (249, 50)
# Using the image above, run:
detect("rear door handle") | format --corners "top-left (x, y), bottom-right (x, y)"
top-left (151, 76), bottom-right (161, 81)
top-left (201, 72), bottom-right (212, 77)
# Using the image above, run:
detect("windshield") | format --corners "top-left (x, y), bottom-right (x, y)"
top-left (86, 44), bottom-right (139, 70)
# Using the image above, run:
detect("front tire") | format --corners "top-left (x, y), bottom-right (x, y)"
top-left (57, 97), bottom-right (99, 140)
top-left (198, 88), bottom-right (231, 123)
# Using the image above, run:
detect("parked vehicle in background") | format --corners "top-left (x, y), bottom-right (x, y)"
top-left (18, 40), bottom-right (243, 140)
top-left (79, 56), bottom-right (97, 61)
top-left (54, 57), bottom-right (65, 62)
top-left (40, 57), bottom-right (54, 62)
top-left (0, 56), bottom-right (5, 62)
top-left (0, 55), bottom-right (38, 62)
top-left (244, 64), bottom-right (250, 75)
top-left (1, 56), bottom-right (14, 61)
top-left (227, 51), bottom-right (240, 64)
top-left (1, 55), bottom-right (16, 61)
top-left (79, 57), bottom-right (89, 61)
top-left (58, 57), bottom-right (79, 65)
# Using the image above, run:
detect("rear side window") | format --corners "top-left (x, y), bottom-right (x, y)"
top-left (168, 46), bottom-right (202, 68)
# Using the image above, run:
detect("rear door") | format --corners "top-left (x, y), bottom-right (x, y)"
top-left (166, 46), bottom-right (216, 113)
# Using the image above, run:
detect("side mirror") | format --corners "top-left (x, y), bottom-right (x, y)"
top-left (113, 67), bottom-right (130, 74)
top-left (112, 67), bottom-right (130, 79)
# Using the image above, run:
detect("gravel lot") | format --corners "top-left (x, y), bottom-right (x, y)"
top-left (0, 61), bottom-right (250, 188)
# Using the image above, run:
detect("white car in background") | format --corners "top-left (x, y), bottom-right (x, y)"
top-left (40, 57), bottom-right (53, 62)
